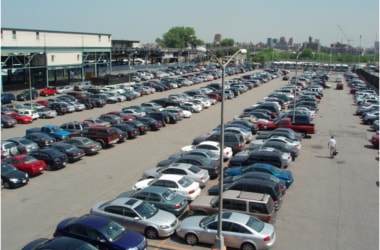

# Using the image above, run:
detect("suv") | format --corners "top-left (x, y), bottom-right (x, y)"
top-left (1, 141), bottom-right (20, 159)
top-left (49, 102), bottom-right (69, 115)
top-left (81, 127), bottom-right (120, 148)
top-left (189, 190), bottom-right (276, 224)
top-left (60, 121), bottom-right (93, 135)
top-left (74, 81), bottom-right (92, 91)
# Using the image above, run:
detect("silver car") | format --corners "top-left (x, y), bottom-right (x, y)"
top-left (90, 197), bottom-right (178, 239)
top-left (176, 211), bottom-right (276, 250)
top-left (6, 137), bottom-right (39, 154)
top-left (142, 163), bottom-right (210, 188)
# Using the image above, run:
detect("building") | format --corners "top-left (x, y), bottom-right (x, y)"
top-left (1, 28), bottom-right (112, 90)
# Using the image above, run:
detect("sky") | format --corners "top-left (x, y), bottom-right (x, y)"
top-left (1, 0), bottom-right (379, 48)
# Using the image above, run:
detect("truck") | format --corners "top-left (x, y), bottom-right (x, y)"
top-left (26, 125), bottom-right (72, 141)
top-left (253, 118), bottom-right (315, 137)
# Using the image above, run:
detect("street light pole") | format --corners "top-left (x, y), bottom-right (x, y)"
top-left (292, 51), bottom-right (302, 123)
top-left (203, 48), bottom-right (247, 250)
top-left (312, 52), bottom-right (315, 71)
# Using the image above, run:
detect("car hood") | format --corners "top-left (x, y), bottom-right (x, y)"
top-left (133, 179), bottom-right (153, 190)
top-left (177, 215), bottom-right (204, 230)
top-left (115, 229), bottom-right (146, 249)
top-left (224, 166), bottom-right (243, 176)
top-left (3, 169), bottom-right (28, 179)
top-left (147, 209), bottom-right (177, 226)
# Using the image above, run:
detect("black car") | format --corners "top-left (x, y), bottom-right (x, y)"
top-left (112, 124), bottom-right (139, 139)
top-left (50, 142), bottom-right (86, 163)
top-left (123, 120), bottom-right (149, 135)
top-left (228, 149), bottom-right (285, 169)
top-left (49, 102), bottom-right (69, 115)
top-left (146, 110), bottom-right (178, 126)
top-left (135, 117), bottom-right (163, 131)
top-left (1, 115), bottom-right (17, 128)
top-left (1, 162), bottom-right (29, 189)
top-left (228, 119), bottom-right (259, 134)
top-left (99, 114), bottom-right (123, 125)
top-left (78, 97), bottom-right (105, 108)
top-left (113, 127), bottom-right (128, 143)
top-left (16, 90), bottom-right (38, 101)
top-left (75, 98), bottom-right (94, 109)
top-left (32, 148), bottom-right (68, 170)
top-left (25, 132), bottom-right (56, 148)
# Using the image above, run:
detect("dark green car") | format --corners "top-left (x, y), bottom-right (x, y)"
top-left (117, 186), bottom-right (188, 217)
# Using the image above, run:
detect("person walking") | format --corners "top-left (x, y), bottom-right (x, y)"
top-left (328, 136), bottom-right (337, 158)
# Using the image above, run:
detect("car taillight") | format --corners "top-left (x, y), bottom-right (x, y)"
top-left (263, 235), bottom-right (271, 242)
top-left (188, 190), bottom-right (195, 194)
top-left (89, 145), bottom-right (94, 149)
top-left (267, 215), bottom-right (272, 223)
top-left (238, 144), bottom-right (243, 150)
top-left (174, 204), bottom-right (181, 209)
top-left (45, 140), bottom-right (49, 145)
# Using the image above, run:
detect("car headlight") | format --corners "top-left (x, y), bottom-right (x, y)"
top-left (160, 225), bottom-right (170, 229)
top-left (127, 247), bottom-right (138, 250)
top-left (9, 178), bottom-right (19, 183)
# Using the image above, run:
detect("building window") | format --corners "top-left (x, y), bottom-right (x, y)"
top-left (51, 55), bottom-right (55, 62)
top-left (36, 32), bottom-right (40, 40)
top-left (77, 54), bottom-right (80, 61)
top-left (98, 35), bottom-right (101, 42)
top-left (12, 30), bottom-right (16, 39)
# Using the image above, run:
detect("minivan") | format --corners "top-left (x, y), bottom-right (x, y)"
top-left (189, 190), bottom-right (277, 224)
top-left (224, 179), bottom-right (282, 210)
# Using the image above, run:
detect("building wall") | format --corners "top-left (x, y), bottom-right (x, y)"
top-left (1, 29), bottom-right (111, 48)
top-left (46, 52), bottom-right (83, 66)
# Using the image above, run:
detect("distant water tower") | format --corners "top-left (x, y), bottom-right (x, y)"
top-left (214, 33), bottom-right (222, 45)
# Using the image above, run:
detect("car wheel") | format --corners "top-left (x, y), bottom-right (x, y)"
top-left (46, 164), bottom-right (52, 171)
top-left (241, 242), bottom-right (256, 250)
top-left (185, 233), bottom-right (198, 246)
top-left (3, 181), bottom-right (11, 189)
top-left (42, 114), bottom-right (46, 119)
top-left (145, 227), bottom-right (159, 239)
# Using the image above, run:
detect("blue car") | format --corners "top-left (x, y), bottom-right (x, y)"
top-left (224, 163), bottom-right (294, 188)
top-left (1, 92), bottom-right (15, 104)
top-left (54, 214), bottom-right (147, 250)
top-left (31, 148), bottom-right (68, 170)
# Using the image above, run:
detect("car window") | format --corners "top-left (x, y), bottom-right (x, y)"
top-left (68, 225), bottom-right (87, 236)
top-left (230, 222), bottom-right (250, 234)
top-left (223, 199), bottom-right (246, 212)
top-left (178, 177), bottom-right (192, 188)
top-left (249, 202), bottom-right (268, 213)
top-left (104, 205), bottom-right (124, 216)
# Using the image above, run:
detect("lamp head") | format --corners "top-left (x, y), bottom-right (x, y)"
top-left (238, 49), bottom-right (247, 54)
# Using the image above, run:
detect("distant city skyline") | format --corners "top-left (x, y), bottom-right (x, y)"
top-left (1, 0), bottom-right (379, 48)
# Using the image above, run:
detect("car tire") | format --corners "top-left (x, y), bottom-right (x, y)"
top-left (241, 242), bottom-right (256, 250)
top-left (46, 164), bottom-right (52, 171)
top-left (185, 233), bottom-right (199, 246)
top-left (145, 227), bottom-right (159, 239)
top-left (3, 181), bottom-right (11, 189)
top-left (42, 114), bottom-right (46, 119)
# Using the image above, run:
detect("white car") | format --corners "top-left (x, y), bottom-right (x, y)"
top-left (181, 140), bottom-right (233, 161)
top-left (181, 102), bottom-right (202, 113)
top-left (68, 101), bottom-right (85, 111)
top-left (17, 109), bottom-right (39, 120)
top-left (56, 86), bottom-right (74, 94)
top-left (132, 174), bottom-right (201, 201)
top-left (166, 106), bottom-right (192, 118)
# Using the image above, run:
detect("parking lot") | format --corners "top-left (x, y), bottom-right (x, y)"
top-left (1, 71), bottom-right (379, 250)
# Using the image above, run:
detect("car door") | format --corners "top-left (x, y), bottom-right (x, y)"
top-left (223, 222), bottom-right (251, 248)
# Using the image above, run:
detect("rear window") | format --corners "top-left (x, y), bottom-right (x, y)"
top-left (188, 165), bottom-right (202, 174)
top-left (178, 176), bottom-right (193, 188)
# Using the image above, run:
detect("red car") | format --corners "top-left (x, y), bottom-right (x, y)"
top-left (6, 112), bottom-right (33, 124)
top-left (36, 100), bottom-right (54, 107)
top-left (106, 111), bottom-right (136, 121)
top-left (370, 134), bottom-right (379, 148)
top-left (39, 87), bottom-right (57, 96)
top-left (2, 154), bottom-right (47, 176)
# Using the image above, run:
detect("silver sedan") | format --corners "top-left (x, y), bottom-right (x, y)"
top-left (176, 211), bottom-right (276, 250)
top-left (90, 197), bottom-right (178, 239)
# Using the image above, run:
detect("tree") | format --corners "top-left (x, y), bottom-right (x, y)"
top-left (220, 38), bottom-right (234, 47)
top-left (156, 27), bottom-right (204, 49)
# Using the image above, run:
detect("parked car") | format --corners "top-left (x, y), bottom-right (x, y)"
top-left (123, 120), bottom-right (149, 135)
top-left (117, 186), bottom-right (188, 217)
top-left (21, 236), bottom-right (98, 250)
top-left (56, 85), bottom-right (74, 94)
top-left (6, 112), bottom-right (33, 124)
top-left (181, 140), bottom-right (233, 161)
top-left (99, 114), bottom-right (123, 125)
top-left (49, 102), bottom-right (69, 115)
top-left (81, 126), bottom-right (120, 148)
top-left (1, 92), bottom-right (16, 104)
top-left (24, 132), bottom-right (56, 148)
top-left (1, 140), bottom-right (21, 159)
top-left (90, 197), bottom-right (179, 239)
top-left (2, 154), bottom-right (47, 176)
top-left (6, 137), bottom-right (39, 154)
top-left (1, 162), bottom-right (29, 189)
top-left (37, 107), bottom-right (57, 118)
top-left (133, 174), bottom-right (201, 201)
top-left (135, 116), bottom-right (163, 131)
top-left (50, 142), bottom-right (86, 162)
top-left (39, 86), bottom-right (57, 96)
top-left (63, 137), bottom-right (102, 155)
top-left (142, 163), bottom-right (210, 188)
top-left (16, 90), bottom-right (38, 101)
top-left (189, 190), bottom-right (277, 224)
top-left (1, 115), bottom-right (17, 128)
top-left (176, 211), bottom-right (276, 250)
top-left (111, 124), bottom-right (139, 139)
top-left (31, 148), bottom-right (68, 170)
top-left (53, 214), bottom-right (147, 250)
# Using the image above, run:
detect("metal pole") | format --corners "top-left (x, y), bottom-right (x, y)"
top-left (292, 52), bottom-right (301, 123)
top-left (29, 62), bottom-right (32, 107)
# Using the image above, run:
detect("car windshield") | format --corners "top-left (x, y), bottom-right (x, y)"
top-left (162, 189), bottom-right (177, 201)
top-left (200, 214), bottom-right (217, 227)
top-left (1, 164), bottom-right (18, 174)
top-left (21, 155), bottom-right (37, 164)
top-left (99, 220), bottom-right (125, 242)
top-left (134, 201), bottom-right (158, 219)
top-left (246, 216), bottom-right (265, 232)
top-left (82, 138), bottom-right (94, 145)
top-left (178, 176), bottom-right (193, 188)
